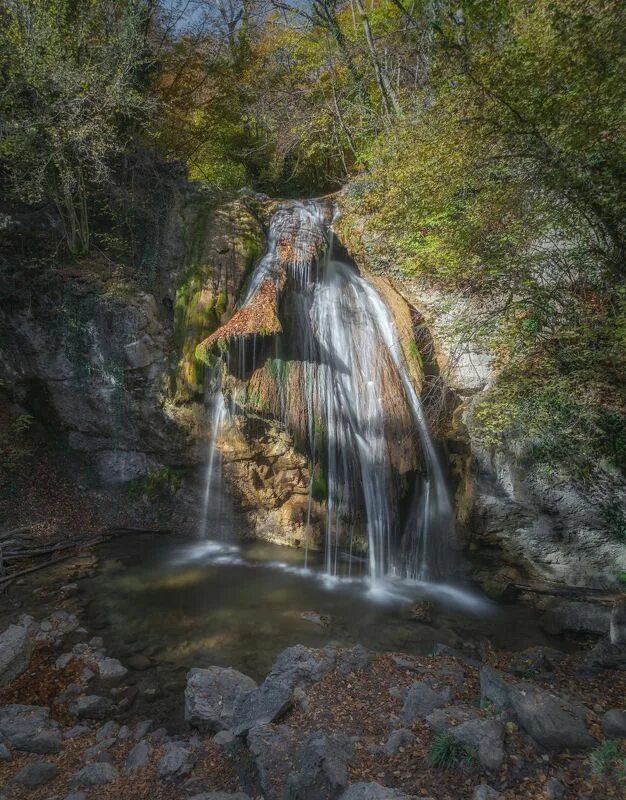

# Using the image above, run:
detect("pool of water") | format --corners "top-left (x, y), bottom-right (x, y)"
top-left (2, 532), bottom-right (562, 729)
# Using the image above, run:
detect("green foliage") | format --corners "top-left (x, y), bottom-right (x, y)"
top-left (429, 732), bottom-right (476, 769)
top-left (128, 466), bottom-right (183, 500)
top-left (311, 463), bottom-right (328, 503)
top-left (590, 740), bottom-right (626, 777)
top-left (0, 0), bottom-right (157, 254)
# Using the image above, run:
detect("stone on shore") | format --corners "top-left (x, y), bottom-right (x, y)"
top-left (0, 704), bottom-right (62, 753)
top-left (286, 731), bottom-right (355, 800)
top-left (0, 624), bottom-right (34, 686)
top-left (157, 741), bottom-right (197, 779)
top-left (185, 666), bottom-right (257, 732)
top-left (14, 761), bottom-right (59, 788)
top-left (71, 762), bottom-right (119, 786)
top-left (400, 682), bottom-right (451, 723)
top-left (340, 783), bottom-right (420, 800)
top-left (509, 685), bottom-right (594, 751)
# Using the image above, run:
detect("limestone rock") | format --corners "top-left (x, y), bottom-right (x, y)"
top-left (69, 695), bottom-right (113, 720)
top-left (425, 704), bottom-right (480, 733)
top-left (126, 739), bottom-right (153, 771)
top-left (71, 762), bottom-right (119, 786)
top-left (340, 783), bottom-right (419, 800)
top-left (232, 646), bottom-right (335, 735)
top-left (400, 682), bottom-right (451, 723)
top-left (541, 601), bottom-right (611, 636)
top-left (0, 624), bottom-right (34, 686)
top-left (157, 741), bottom-right (197, 779)
top-left (133, 719), bottom-right (153, 740)
top-left (248, 723), bottom-right (300, 800)
top-left (453, 718), bottom-right (505, 770)
top-left (185, 666), bottom-right (257, 732)
top-left (382, 729), bottom-right (415, 756)
top-left (95, 721), bottom-right (119, 741)
top-left (0, 704), bottom-right (62, 753)
top-left (509, 685), bottom-right (593, 751)
top-left (14, 761), bottom-right (59, 788)
top-left (286, 731), bottom-right (355, 800)
top-left (472, 786), bottom-right (502, 800)
top-left (190, 794), bottom-right (252, 800)
top-left (480, 666), bottom-right (513, 710)
top-left (601, 708), bottom-right (626, 739)
top-left (93, 656), bottom-right (128, 681)
top-left (336, 645), bottom-right (369, 676)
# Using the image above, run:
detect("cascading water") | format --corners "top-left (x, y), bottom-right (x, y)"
top-left (198, 370), bottom-right (229, 539)
top-left (211, 199), bottom-right (456, 583)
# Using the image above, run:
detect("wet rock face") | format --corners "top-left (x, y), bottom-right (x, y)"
top-left (219, 417), bottom-right (326, 550)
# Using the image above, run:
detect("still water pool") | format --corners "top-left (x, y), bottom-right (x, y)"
top-left (3, 532), bottom-right (561, 729)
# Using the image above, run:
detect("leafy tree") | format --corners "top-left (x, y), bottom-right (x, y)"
top-left (0, 0), bottom-right (157, 254)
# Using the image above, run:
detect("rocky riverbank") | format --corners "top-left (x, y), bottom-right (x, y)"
top-left (0, 595), bottom-right (624, 800)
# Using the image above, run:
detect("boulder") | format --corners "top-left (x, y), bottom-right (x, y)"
top-left (64, 725), bottom-right (91, 740)
top-left (14, 761), bottom-right (59, 788)
top-left (0, 704), bottom-right (62, 753)
top-left (286, 731), bottom-right (355, 800)
top-left (157, 741), bottom-right (197, 779)
top-left (541, 601), bottom-right (611, 636)
top-left (479, 666), bottom-right (513, 710)
top-left (336, 645), bottom-right (369, 676)
top-left (425, 704), bottom-right (480, 734)
top-left (133, 719), bottom-right (153, 740)
top-left (509, 685), bottom-right (594, 751)
top-left (400, 682), bottom-right (451, 723)
top-left (85, 737), bottom-right (117, 763)
top-left (232, 646), bottom-right (335, 735)
top-left (583, 637), bottom-right (626, 670)
top-left (126, 739), bottom-right (153, 771)
top-left (601, 708), bottom-right (626, 739)
top-left (189, 794), bottom-right (252, 800)
top-left (340, 783), bottom-right (419, 800)
top-left (472, 786), bottom-right (502, 800)
top-left (93, 656), bottom-right (128, 681)
top-left (248, 723), bottom-right (300, 799)
top-left (95, 720), bottom-right (119, 741)
top-left (0, 624), bottom-right (34, 686)
top-left (185, 666), bottom-right (257, 732)
top-left (0, 743), bottom-right (10, 760)
top-left (71, 762), bottom-right (119, 786)
top-left (382, 728), bottom-right (415, 756)
top-left (69, 694), bottom-right (113, 720)
top-left (452, 719), bottom-right (505, 771)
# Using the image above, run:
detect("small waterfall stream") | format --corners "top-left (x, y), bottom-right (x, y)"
top-left (210, 199), bottom-right (457, 585)
top-left (198, 371), bottom-right (229, 538)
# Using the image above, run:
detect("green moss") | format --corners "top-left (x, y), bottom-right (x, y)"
top-left (311, 462), bottom-right (328, 502)
top-left (127, 466), bottom-right (183, 500)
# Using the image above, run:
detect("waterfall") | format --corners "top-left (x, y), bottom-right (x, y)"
top-left (223, 200), bottom-right (456, 582)
top-left (198, 372), bottom-right (228, 539)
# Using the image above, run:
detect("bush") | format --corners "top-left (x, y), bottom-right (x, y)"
top-left (429, 732), bottom-right (476, 769)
